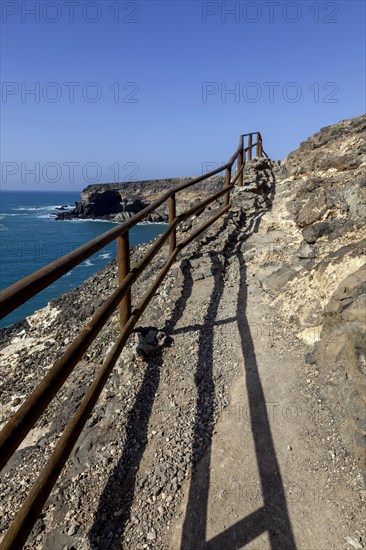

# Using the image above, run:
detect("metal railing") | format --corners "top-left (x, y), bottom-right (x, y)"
top-left (0, 132), bottom-right (265, 549)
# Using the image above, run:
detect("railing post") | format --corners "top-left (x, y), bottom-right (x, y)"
top-left (248, 134), bottom-right (252, 161)
top-left (238, 135), bottom-right (244, 187)
top-left (168, 193), bottom-right (176, 255)
top-left (256, 132), bottom-right (262, 157)
top-left (224, 166), bottom-right (231, 207)
top-left (117, 232), bottom-right (131, 331)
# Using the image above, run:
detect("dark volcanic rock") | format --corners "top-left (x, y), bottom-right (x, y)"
top-left (301, 221), bottom-right (334, 243)
top-left (57, 189), bottom-right (150, 221)
top-left (284, 114), bottom-right (366, 177)
top-left (56, 176), bottom-right (226, 223)
top-left (296, 187), bottom-right (328, 227)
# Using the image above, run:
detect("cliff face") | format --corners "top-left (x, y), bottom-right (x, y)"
top-left (283, 115), bottom-right (365, 241)
top-left (249, 114), bottom-right (366, 476)
top-left (53, 117), bottom-right (366, 474)
top-left (1, 119), bottom-right (366, 548)
top-left (56, 176), bottom-right (226, 223)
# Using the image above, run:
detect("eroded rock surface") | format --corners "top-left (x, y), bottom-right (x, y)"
top-left (251, 114), bottom-right (366, 479)
top-left (1, 116), bottom-right (365, 549)
top-left (55, 176), bottom-right (226, 223)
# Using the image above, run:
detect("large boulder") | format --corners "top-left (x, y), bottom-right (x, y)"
top-left (295, 188), bottom-right (328, 227)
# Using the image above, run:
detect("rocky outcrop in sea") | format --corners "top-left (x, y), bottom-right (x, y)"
top-left (55, 176), bottom-right (228, 223)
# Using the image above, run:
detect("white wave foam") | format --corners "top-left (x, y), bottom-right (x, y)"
top-left (65, 218), bottom-right (119, 224)
top-left (14, 206), bottom-right (50, 211)
top-left (63, 218), bottom-right (166, 226)
top-left (137, 221), bottom-right (168, 226)
top-left (0, 213), bottom-right (29, 217)
top-left (98, 253), bottom-right (112, 259)
top-left (13, 205), bottom-right (73, 212)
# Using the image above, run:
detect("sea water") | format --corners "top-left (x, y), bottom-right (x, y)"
top-left (0, 191), bottom-right (166, 328)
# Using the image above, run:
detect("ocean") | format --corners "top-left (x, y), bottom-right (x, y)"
top-left (0, 191), bottom-right (166, 328)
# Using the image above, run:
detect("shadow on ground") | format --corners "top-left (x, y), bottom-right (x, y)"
top-left (89, 164), bottom-right (295, 549)
top-left (88, 218), bottom-right (231, 548)
top-left (180, 168), bottom-right (297, 549)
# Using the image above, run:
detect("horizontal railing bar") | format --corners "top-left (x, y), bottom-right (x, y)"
top-left (0, 184), bottom-right (232, 471)
top-left (0, 199), bottom-right (232, 550)
top-left (164, 162), bottom-right (230, 194)
top-left (0, 238), bottom-right (171, 548)
top-left (176, 183), bottom-right (234, 221)
top-left (0, 222), bottom-right (178, 471)
top-left (0, 165), bottom-right (233, 321)
top-left (0, 132), bottom-right (253, 324)
top-left (0, 207), bottom-right (163, 320)
top-left (226, 142), bottom-right (262, 171)
top-left (179, 204), bottom-right (231, 250)
top-left (0, 288), bottom-right (167, 549)
top-left (228, 142), bottom-right (259, 166)
top-left (0, 130), bottom-right (266, 548)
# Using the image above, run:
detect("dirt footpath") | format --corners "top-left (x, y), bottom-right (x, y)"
top-left (1, 186), bottom-right (364, 550)
top-left (169, 235), bottom-right (365, 548)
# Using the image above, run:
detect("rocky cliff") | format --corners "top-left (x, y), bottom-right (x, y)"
top-left (55, 176), bottom-right (226, 223)
top-left (249, 113), bottom-right (366, 475)
top-left (1, 115), bottom-right (365, 549)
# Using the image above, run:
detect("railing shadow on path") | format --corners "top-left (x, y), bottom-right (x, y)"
top-left (88, 262), bottom-right (193, 548)
top-left (0, 132), bottom-right (270, 550)
top-left (88, 218), bottom-right (233, 549)
top-left (180, 170), bottom-right (297, 549)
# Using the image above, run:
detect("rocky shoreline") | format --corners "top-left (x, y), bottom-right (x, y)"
top-left (55, 176), bottom-right (227, 224)
top-left (1, 115), bottom-right (365, 549)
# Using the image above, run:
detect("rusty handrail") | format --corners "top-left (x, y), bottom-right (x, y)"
top-left (0, 184), bottom-right (236, 471)
top-left (0, 164), bottom-right (228, 319)
top-left (0, 140), bottom-right (262, 320)
top-left (0, 132), bottom-right (265, 550)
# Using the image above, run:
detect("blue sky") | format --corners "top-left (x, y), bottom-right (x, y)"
top-left (1, 0), bottom-right (365, 190)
